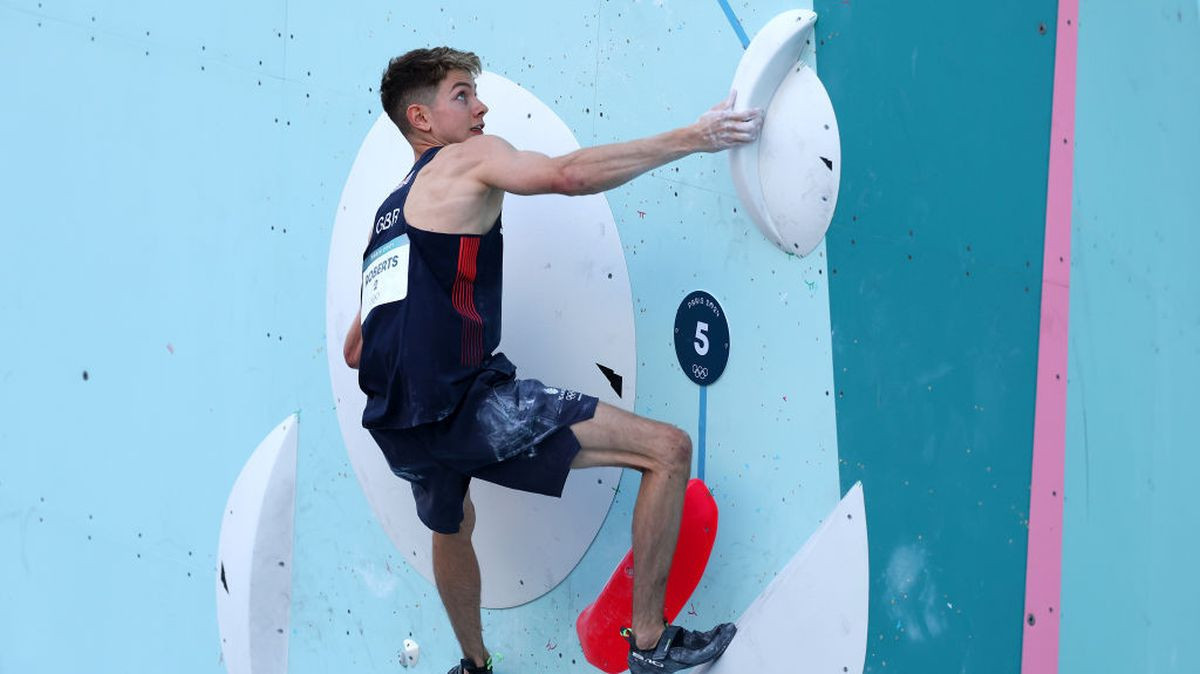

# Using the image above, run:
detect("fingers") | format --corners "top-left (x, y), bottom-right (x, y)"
top-left (723, 114), bottom-right (763, 135)
top-left (712, 115), bottom-right (764, 148)
top-left (696, 97), bottom-right (764, 151)
top-left (712, 110), bottom-right (761, 127)
top-left (731, 119), bottom-right (761, 141)
top-left (721, 104), bottom-right (762, 123)
top-left (727, 124), bottom-right (762, 145)
top-left (732, 107), bottom-right (762, 123)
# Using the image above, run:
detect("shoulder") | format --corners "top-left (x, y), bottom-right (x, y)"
top-left (442, 134), bottom-right (516, 164)
top-left (435, 136), bottom-right (523, 192)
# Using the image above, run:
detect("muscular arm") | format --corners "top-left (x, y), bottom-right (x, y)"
top-left (473, 92), bottom-right (761, 197)
top-left (344, 308), bottom-right (362, 369)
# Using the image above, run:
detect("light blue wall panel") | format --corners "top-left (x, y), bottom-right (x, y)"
top-left (1061, 2), bottom-right (1200, 673)
top-left (1, 2), bottom-right (842, 673)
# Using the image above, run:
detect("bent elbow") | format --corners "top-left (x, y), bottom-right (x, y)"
top-left (343, 344), bottom-right (360, 370)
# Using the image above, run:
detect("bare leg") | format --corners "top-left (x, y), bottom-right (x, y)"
top-left (571, 403), bottom-right (693, 650)
top-left (431, 494), bottom-right (490, 668)
top-left (625, 452), bottom-right (688, 648)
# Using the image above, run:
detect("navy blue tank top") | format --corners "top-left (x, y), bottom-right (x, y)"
top-left (358, 146), bottom-right (514, 429)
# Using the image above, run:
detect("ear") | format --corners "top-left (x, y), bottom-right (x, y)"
top-left (406, 103), bottom-right (431, 133)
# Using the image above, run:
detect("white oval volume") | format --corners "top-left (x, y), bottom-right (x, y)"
top-left (216, 414), bottom-right (299, 674)
top-left (325, 71), bottom-right (635, 609)
top-left (729, 10), bottom-right (841, 256)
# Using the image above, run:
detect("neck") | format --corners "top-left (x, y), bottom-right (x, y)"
top-left (410, 143), bottom-right (434, 162)
top-left (409, 133), bottom-right (448, 161)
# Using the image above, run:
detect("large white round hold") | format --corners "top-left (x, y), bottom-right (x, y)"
top-left (325, 72), bottom-right (636, 608)
top-left (729, 10), bottom-right (841, 256)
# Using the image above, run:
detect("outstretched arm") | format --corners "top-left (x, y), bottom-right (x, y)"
top-left (472, 92), bottom-right (762, 197)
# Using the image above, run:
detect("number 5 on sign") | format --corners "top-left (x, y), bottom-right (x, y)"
top-left (674, 291), bottom-right (729, 387)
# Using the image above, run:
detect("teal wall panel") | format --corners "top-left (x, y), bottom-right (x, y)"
top-left (1061, 2), bottom-right (1200, 673)
top-left (812, 1), bottom-right (1057, 672)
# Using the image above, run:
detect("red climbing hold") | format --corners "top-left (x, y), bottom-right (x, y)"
top-left (576, 479), bottom-right (720, 673)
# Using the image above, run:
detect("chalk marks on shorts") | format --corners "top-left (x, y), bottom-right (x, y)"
top-left (477, 379), bottom-right (586, 463)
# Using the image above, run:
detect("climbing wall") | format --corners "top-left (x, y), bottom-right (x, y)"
top-left (3, 1), bottom-right (1198, 673)
top-left (0, 1), bottom-right (842, 672)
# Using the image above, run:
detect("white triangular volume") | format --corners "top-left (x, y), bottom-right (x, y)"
top-left (216, 415), bottom-right (299, 674)
top-left (697, 482), bottom-right (869, 674)
top-left (729, 10), bottom-right (841, 256)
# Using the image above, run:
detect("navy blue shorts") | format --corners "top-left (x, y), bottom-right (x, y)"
top-left (369, 369), bottom-right (598, 534)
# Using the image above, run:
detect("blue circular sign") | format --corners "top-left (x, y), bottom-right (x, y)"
top-left (674, 290), bottom-right (730, 386)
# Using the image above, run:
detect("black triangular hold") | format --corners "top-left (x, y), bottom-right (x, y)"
top-left (820, 156), bottom-right (834, 171)
top-left (220, 562), bottom-right (229, 594)
top-left (596, 363), bottom-right (623, 398)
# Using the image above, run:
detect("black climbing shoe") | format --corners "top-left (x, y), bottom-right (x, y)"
top-left (447, 656), bottom-right (492, 673)
top-left (625, 623), bottom-right (737, 673)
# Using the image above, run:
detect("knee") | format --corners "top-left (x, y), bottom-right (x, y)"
top-left (653, 425), bottom-right (692, 476)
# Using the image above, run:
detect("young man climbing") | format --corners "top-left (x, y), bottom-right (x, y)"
top-left (343, 47), bottom-right (762, 674)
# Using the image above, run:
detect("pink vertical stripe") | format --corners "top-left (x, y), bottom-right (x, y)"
top-left (1021, 2), bottom-right (1077, 673)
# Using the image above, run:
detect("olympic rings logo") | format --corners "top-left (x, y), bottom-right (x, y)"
top-left (691, 364), bottom-right (709, 380)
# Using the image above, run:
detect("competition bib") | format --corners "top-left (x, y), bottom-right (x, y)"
top-left (361, 235), bottom-right (410, 323)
